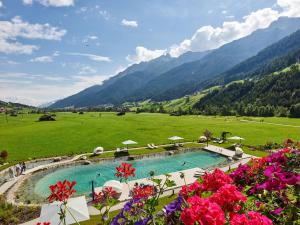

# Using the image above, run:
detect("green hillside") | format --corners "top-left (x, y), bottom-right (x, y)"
top-left (129, 90), bottom-right (208, 113)
top-left (194, 63), bottom-right (300, 117)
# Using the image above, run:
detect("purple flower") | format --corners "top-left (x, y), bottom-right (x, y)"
top-left (271, 208), bottom-right (284, 215)
top-left (278, 172), bottom-right (300, 185)
top-left (264, 165), bottom-right (282, 177)
top-left (267, 151), bottom-right (287, 165)
top-left (123, 200), bottom-right (133, 212)
top-left (164, 196), bottom-right (183, 216)
top-left (110, 212), bottom-right (126, 225)
top-left (134, 217), bottom-right (151, 225)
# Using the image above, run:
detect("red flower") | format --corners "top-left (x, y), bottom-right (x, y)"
top-left (115, 163), bottom-right (135, 180)
top-left (179, 180), bottom-right (202, 199)
top-left (201, 168), bottom-right (233, 192)
top-left (230, 211), bottom-right (273, 225)
top-left (249, 158), bottom-right (267, 176)
top-left (94, 186), bottom-right (118, 203)
top-left (133, 185), bottom-right (154, 200)
top-left (47, 180), bottom-right (76, 203)
top-left (210, 184), bottom-right (247, 212)
top-left (36, 223), bottom-right (50, 225)
top-left (180, 196), bottom-right (225, 225)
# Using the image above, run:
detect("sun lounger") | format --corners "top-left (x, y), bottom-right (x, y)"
top-left (147, 144), bottom-right (154, 149)
top-left (151, 143), bottom-right (158, 148)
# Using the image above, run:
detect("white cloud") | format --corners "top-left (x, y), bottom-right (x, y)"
top-left (67, 52), bottom-right (111, 62)
top-left (169, 0), bottom-right (300, 57)
top-left (30, 56), bottom-right (53, 63)
top-left (277, 0), bottom-right (300, 17)
top-left (0, 73), bottom-right (109, 106)
top-left (23, 0), bottom-right (74, 7)
top-left (121, 19), bottom-right (138, 28)
top-left (169, 8), bottom-right (280, 57)
top-left (78, 66), bottom-right (97, 75)
top-left (22, 0), bottom-right (33, 5)
top-left (0, 1), bottom-right (3, 8)
top-left (53, 51), bottom-right (60, 56)
top-left (0, 16), bottom-right (66, 54)
top-left (87, 35), bottom-right (98, 40)
top-left (82, 35), bottom-right (99, 44)
top-left (126, 46), bottom-right (167, 63)
top-left (0, 71), bottom-right (109, 106)
top-left (75, 5), bottom-right (110, 21)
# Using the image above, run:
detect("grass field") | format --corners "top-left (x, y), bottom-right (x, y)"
top-left (0, 112), bottom-right (299, 162)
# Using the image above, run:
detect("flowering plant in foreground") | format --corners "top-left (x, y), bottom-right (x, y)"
top-left (47, 180), bottom-right (78, 225)
top-left (93, 187), bottom-right (120, 225)
top-left (111, 171), bottom-right (176, 225)
top-left (115, 162), bottom-right (136, 182)
top-left (111, 147), bottom-right (300, 225)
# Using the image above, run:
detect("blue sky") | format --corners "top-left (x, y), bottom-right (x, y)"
top-left (0, 0), bottom-right (299, 105)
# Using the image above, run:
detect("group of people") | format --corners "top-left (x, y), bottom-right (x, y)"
top-left (8, 162), bottom-right (26, 178)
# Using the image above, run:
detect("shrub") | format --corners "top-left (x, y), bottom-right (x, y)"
top-left (38, 114), bottom-right (56, 121)
top-left (0, 150), bottom-right (8, 161)
top-left (116, 111), bottom-right (125, 116)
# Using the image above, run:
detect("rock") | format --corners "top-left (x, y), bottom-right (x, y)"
top-left (168, 151), bottom-right (174, 155)
top-left (82, 160), bottom-right (92, 165)
top-left (80, 156), bottom-right (87, 160)
top-left (53, 157), bottom-right (62, 162)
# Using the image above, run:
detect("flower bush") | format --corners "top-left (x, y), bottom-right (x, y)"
top-left (47, 180), bottom-right (77, 225)
top-left (111, 148), bottom-right (299, 225)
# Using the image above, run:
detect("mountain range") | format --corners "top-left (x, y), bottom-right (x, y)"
top-left (50, 17), bottom-right (300, 109)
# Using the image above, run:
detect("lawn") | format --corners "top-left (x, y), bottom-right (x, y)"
top-left (0, 112), bottom-right (299, 162)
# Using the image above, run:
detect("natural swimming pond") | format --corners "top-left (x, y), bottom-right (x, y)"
top-left (18, 150), bottom-right (227, 203)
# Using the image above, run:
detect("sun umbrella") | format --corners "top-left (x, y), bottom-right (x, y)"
top-left (168, 136), bottom-right (184, 141)
top-left (228, 136), bottom-right (245, 143)
top-left (122, 140), bottom-right (137, 149)
top-left (235, 147), bottom-right (244, 156)
top-left (39, 196), bottom-right (90, 225)
top-left (103, 180), bottom-right (123, 193)
top-left (93, 146), bottom-right (104, 155)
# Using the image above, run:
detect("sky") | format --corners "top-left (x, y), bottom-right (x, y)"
top-left (0, 0), bottom-right (299, 106)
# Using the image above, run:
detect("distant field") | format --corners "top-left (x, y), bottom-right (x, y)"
top-left (0, 112), bottom-right (299, 162)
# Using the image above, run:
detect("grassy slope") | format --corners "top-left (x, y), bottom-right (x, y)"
top-left (0, 112), bottom-right (299, 162)
top-left (133, 86), bottom-right (221, 113)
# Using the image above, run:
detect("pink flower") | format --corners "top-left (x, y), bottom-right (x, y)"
top-left (180, 197), bottom-right (225, 225)
top-left (201, 168), bottom-right (233, 192)
top-left (230, 211), bottom-right (273, 225)
top-left (210, 184), bottom-right (247, 212)
top-left (179, 180), bottom-right (202, 199)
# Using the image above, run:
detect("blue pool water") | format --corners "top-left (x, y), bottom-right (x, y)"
top-left (34, 150), bottom-right (226, 197)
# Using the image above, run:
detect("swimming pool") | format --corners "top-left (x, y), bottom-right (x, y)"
top-left (18, 150), bottom-right (227, 203)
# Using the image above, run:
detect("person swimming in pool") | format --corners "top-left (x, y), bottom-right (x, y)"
top-left (182, 162), bottom-right (186, 166)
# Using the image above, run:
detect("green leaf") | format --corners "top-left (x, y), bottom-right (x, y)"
top-left (165, 179), bottom-right (176, 188)
top-left (152, 178), bottom-right (162, 185)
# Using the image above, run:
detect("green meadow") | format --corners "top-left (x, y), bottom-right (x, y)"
top-left (0, 112), bottom-right (299, 162)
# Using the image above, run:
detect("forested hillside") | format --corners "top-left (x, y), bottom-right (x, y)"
top-left (209, 29), bottom-right (300, 86)
top-left (193, 64), bottom-right (300, 117)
